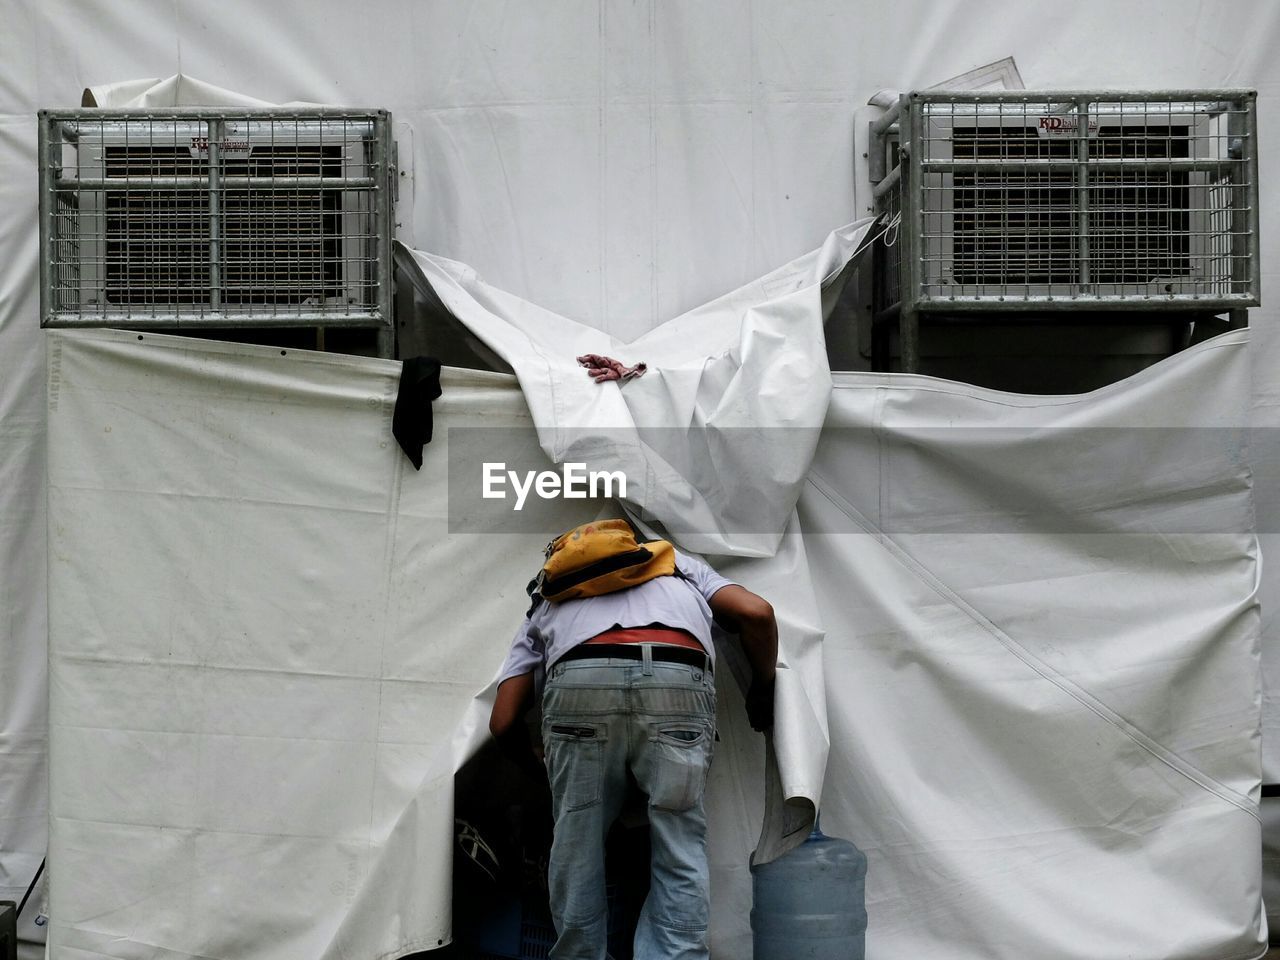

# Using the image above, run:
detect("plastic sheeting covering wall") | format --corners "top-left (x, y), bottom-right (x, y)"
top-left (41, 329), bottom-right (784, 959)
top-left (46, 326), bottom-right (1263, 960)
top-left (805, 335), bottom-right (1263, 959)
top-left (5, 1), bottom-right (1280, 956)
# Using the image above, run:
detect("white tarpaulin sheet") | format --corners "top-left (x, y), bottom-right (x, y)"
top-left (804, 332), bottom-right (1263, 959)
top-left (3, 3), bottom-right (1277, 956)
top-left (395, 218), bottom-right (873, 560)
top-left (46, 325), bottom-right (1263, 959)
top-left (43, 327), bottom-right (803, 959)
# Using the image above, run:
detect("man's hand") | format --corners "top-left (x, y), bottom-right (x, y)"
top-left (745, 675), bottom-right (775, 733)
top-left (708, 585), bottom-right (778, 733)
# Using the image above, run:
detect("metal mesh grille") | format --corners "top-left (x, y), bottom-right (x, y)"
top-left (40, 110), bottom-right (393, 331)
top-left (100, 145), bottom-right (212, 306)
top-left (872, 181), bottom-right (902, 318)
top-left (874, 91), bottom-right (1258, 310)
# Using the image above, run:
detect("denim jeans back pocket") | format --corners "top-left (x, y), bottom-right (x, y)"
top-left (644, 720), bottom-right (713, 812)
top-left (545, 721), bottom-right (604, 812)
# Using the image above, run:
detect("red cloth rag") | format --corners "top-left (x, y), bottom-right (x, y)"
top-left (576, 354), bottom-right (648, 383)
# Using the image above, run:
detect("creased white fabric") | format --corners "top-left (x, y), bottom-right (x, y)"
top-left (42, 328), bottom-right (809, 959)
top-left (395, 219), bottom-right (874, 560)
top-left (46, 326), bottom-right (1263, 960)
top-left (81, 74), bottom-right (320, 108)
top-left (804, 330), bottom-right (1263, 960)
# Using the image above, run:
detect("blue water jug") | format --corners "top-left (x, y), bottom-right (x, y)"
top-left (750, 820), bottom-right (868, 960)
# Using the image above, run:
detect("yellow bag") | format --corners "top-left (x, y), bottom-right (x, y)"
top-left (536, 519), bottom-right (676, 603)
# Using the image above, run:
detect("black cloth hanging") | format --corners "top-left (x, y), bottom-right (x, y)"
top-left (392, 356), bottom-right (443, 470)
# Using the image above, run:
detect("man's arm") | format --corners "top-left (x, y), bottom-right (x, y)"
top-left (489, 671), bottom-right (547, 776)
top-left (490, 671), bottom-right (536, 738)
top-left (708, 585), bottom-right (778, 731)
top-left (490, 615), bottom-right (542, 739)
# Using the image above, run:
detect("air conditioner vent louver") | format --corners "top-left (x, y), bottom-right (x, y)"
top-left (950, 124), bottom-right (1193, 287)
top-left (39, 109), bottom-right (394, 344)
top-left (101, 145), bottom-right (213, 307)
top-left (870, 91), bottom-right (1258, 315)
top-left (99, 144), bottom-right (346, 308)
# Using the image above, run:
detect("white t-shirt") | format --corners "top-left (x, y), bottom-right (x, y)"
top-left (497, 549), bottom-right (736, 683)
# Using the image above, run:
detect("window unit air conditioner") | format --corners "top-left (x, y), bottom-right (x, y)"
top-left (868, 90), bottom-right (1259, 371)
top-left (38, 109), bottom-right (396, 355)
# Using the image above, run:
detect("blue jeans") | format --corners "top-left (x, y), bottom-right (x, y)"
top-left (541, 650), bottom-right (716, 960)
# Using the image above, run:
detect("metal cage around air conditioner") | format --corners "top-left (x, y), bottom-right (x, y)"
top-left (38, 108), bottom-right (396, 350)
top-left (869, 90), bottom-right (1259, 367)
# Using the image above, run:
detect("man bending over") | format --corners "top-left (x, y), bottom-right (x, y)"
top-left (489, 520), bottom-right (778, 960)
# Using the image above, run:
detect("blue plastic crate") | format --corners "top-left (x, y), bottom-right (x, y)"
top-left (461, 885), bottom-right (628, 960)
top-left (464, 894), bottom-right (523, 957)
top-left (516, 907), bottom-right (555, 960)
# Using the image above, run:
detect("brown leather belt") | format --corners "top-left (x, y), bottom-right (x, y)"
top-left (584, 626), bottom-right (702, 650)
top-left (556, 642), bottom-right (711, 673)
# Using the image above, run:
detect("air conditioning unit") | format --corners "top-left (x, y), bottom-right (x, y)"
top-left (868, 91), bottom-right (1259, 371)
top-left (38, 108), bottom-right (396, 355)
